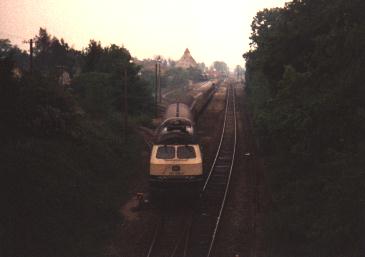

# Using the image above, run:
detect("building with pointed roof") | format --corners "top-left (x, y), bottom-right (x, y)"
top-left (176, 48), bottom-right (198, 69)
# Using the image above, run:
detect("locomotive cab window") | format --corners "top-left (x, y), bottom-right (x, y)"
top-left (177, 145), bottom-right (196, 159)
top-left (156, 146), bottom-right (175, 159)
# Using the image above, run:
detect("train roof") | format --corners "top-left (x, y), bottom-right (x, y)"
top-left (163, 102), bottom-right (194, 122)
top-left (174, 95), bottom-right (195, 106)
top-left (154, 102), bottom-right (196, 144)
top-left (156, 131), bottom-right (197, 144)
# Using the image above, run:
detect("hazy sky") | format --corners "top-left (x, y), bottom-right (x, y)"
top-left (0, 0), bottom-right (287, 69)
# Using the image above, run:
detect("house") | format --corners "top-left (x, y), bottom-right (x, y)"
top-left (176, 48), bottom-right (198, 69)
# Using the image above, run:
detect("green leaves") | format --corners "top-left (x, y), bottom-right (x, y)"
top-left (72, 72), bottom-right (114, 116)
top-left (245, 0), bottom-right (365, 255)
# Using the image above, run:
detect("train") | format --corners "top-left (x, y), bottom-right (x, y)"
top-left (149, 80), bottom-right (220, 195)
top-left (149, 102), bottom-right (203, 193)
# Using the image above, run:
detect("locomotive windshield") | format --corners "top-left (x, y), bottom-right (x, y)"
top-left (155, 145), bottom-right (197, 159)
top-left (177, 146), bottom-right (196, 159)
top-left (156, 146), bottom-right (175, 159)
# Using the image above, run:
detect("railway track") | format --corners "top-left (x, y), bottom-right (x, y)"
top-left (186, 82), bottom-right (237, 257)
top-left (146, 208), bottom-right (193, 257)
top-left (145, 82), bottom-right (237, 257)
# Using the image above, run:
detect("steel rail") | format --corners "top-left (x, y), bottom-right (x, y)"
top-left (145, 215), bottom-right (163, 257)
top-left (169, 211), bottom-right (193, 257)
top-left (182, 214), bottom-right (193, 257)
top-left (146, 210), bottom-right (193, 257)
top-left (184, 82), bottom-right (237, 257)
top-left (201, 83), bottom-right (231, 192)
top-left (205, 83), bottom-right (237, 257)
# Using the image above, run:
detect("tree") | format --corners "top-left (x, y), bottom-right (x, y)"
top-left (83, 40), bottom-right (103, 72)
top-left (1, 31), bottom-right (154, 257)
top-left (76, 41), bottom-right (153, 118)
top-left (0, 39), bottom-right (28, 70)
top-left (198, 62), bottom-right (206, 71)
top-left (33, 28), bottom-right (80, 75)
top-left (0, 39), bottom-right (12, 56)
top-left (244, 0), bottom-right (365, 256)
top-left (165, 67), bottom-right (189, 87)
top-left (187, 66), bottom-right (204, 82)
top-left (212, 61), bottom-right (229, 74)
top-left (234, 65), bottom-right (244, 80)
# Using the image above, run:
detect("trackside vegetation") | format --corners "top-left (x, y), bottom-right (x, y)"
top-left (244, 0), bottom-right (365, 256)
top-left (1, 29), bottom-right (152, 257)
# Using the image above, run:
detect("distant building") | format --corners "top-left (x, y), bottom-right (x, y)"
top-left (176, 48), bottom-right (198, 69)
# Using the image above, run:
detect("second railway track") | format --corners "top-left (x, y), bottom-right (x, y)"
top-left (186, 82), bottom-right (237, 257)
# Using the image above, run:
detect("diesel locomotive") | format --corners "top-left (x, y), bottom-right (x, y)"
top-left (149, 102), bottom-right (203, 192)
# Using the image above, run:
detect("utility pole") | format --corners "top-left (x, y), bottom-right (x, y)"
top-left (121, 59), bottom-right (133, 143)
top-left (158, 61), bottom-right (161, 103)
top-left (23, 39), bottom-right (33, 74)
top-left (155, 62), bottom-right (158, 117)
top-left (123, 67), bottom-right (128, 143)
top-left (29, 39), bottom-right (33, 75)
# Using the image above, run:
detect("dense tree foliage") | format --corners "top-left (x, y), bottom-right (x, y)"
top-left (244, 0), bottom-right (365, 256)
top-left (76, 41), bottom-right (153, 118)
top-left (33, 28), bottom-right (81, 75)
top-left (163, 66), bottom-right (205, 88)
top-left (1, 30), bottom-right (153, 257)
top-left (0, 39), bottom-right (29, 69)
